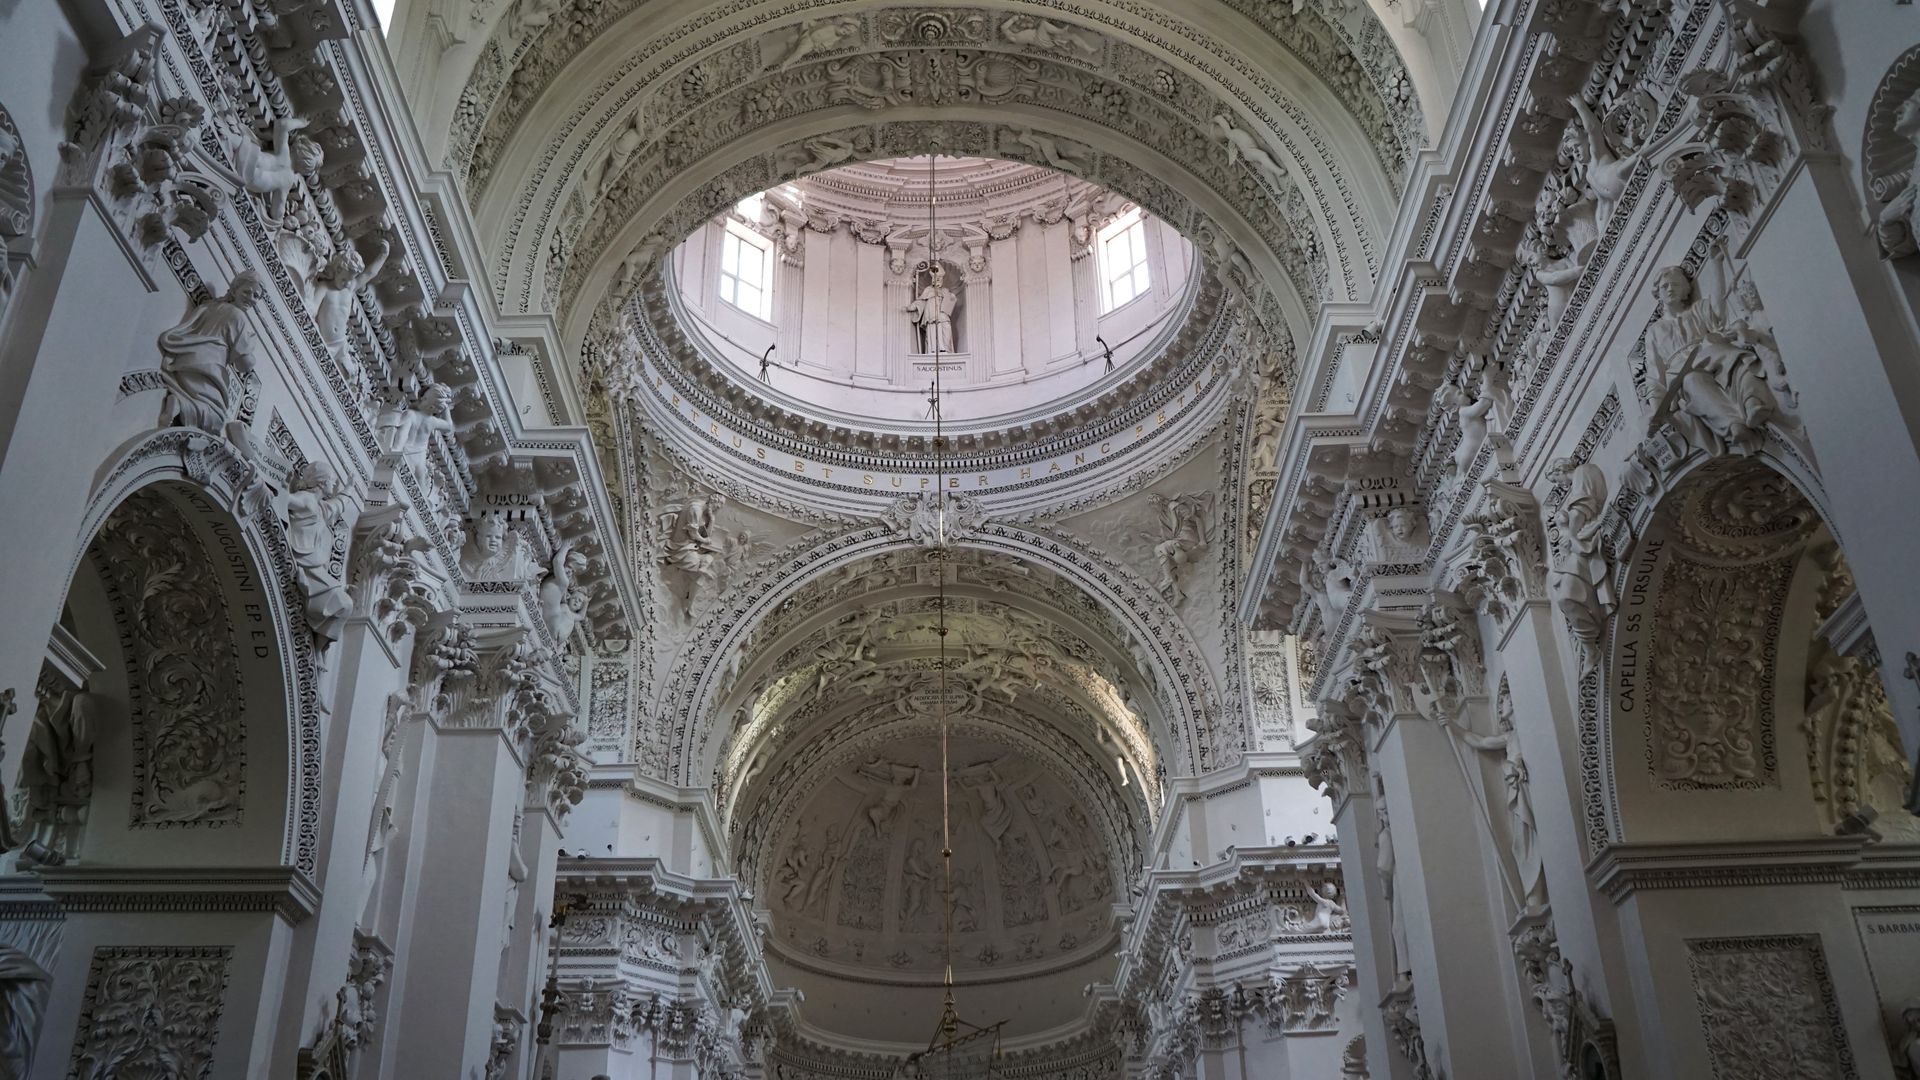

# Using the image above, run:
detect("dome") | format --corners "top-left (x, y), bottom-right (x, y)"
top-left (665, 156), bottom-right (1199, 434)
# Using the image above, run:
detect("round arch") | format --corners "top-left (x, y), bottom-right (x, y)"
top-left (644, 520), bottom-right (1232, 789)
top-left (1592, 451), bottom-right (1917, 850)
top-left (447, 1), bottom-right (1415, 355)
top-left (52, 429), bottom-right (322, 878)
top-left (732, 701), bottom-right (1148, 904)
top-left (709, 562), bottom-right (1163, 813)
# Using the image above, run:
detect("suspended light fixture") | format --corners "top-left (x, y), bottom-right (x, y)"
top-left (894, 151), bottom-right (1007, 1080)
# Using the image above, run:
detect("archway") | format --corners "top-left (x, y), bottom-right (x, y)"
top-left (430, 1), bottom-right (1426, 364)
top-left (695, 541), bottom-right (1164, 1051)
top-left (45, 480), bottom-right (296, 864)
top-left (1604, 456), bottom-right (1918, 846)
top-left (647, 525), bottom-right (1226, 789)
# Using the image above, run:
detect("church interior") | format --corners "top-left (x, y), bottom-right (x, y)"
top-left (1, 0), bottom-right (1919, 1076)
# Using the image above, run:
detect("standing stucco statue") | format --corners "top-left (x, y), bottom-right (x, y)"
top-left (284, 460), bottom-right (355, 645)
top-left (1546, 458), bottom-right (1613, 655)
top-left (1375, 804), bottom-right (1411, 988)
top-left (905, 262), bottom-right (957, 354)
top-left (1445, 693), bottom-right (1548, 912)
top-left (158, 270), bottom-right (264, 446)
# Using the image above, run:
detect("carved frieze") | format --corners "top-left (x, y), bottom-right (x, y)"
top-left (587, 656), bottom-right (633, 752)
top-left (1637, 461), bottom-right (1815, 791)
top-left (881, 492), bottom-right (989, 548)
top-left (1645, 552), bottom-right (1791, 788)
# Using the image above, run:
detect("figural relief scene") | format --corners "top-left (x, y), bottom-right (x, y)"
top-left (0, 0), bottom-right (1918, 1078)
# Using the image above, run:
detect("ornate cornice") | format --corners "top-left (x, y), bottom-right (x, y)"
top-left (615, 239), bottom-right (1241, 520)
top-left (1243, 0), bottom-right (1733, 635)
top-left (36, 865), bottom-right (322, 923)
top-left (1584, 837), bottom-right (1920, 902)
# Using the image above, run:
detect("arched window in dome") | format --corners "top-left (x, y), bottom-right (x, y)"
top-left (1098, 208), bottom-right (1151, 313)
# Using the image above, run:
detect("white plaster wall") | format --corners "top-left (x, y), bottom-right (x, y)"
top-left (670, 211), bottom-right (1195, 426)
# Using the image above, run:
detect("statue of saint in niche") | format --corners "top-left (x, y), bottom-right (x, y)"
top-left (905, 262), bottom-right (959, 354)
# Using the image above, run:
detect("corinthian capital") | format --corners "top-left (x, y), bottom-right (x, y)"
top-left (1452, 480), bottom-right (1548, 625)
top-left (1303, 697), bottom-right (1368, 804)
top-left (351, 508), bottom-right (447, 646)
top-left (1348, 619), bottom-right (1424, 726)
top-left (1416, 597), bottom-right (1487, 719)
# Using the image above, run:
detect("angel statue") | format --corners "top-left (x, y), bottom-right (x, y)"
top-left (1147, 492), bottom-right (1215, 605)
top-left (540, 537), bottom-right (590, 647)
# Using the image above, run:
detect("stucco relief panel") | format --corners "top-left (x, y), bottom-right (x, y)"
top-left (1643, 551), bottom-right (1791, 790)
top-left (67, 945), bottom-right (232, 1080)
top-left (1687, 935), bottom-right (1857, 1080)
top-left (89, 490), bottom-right (249, 827)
